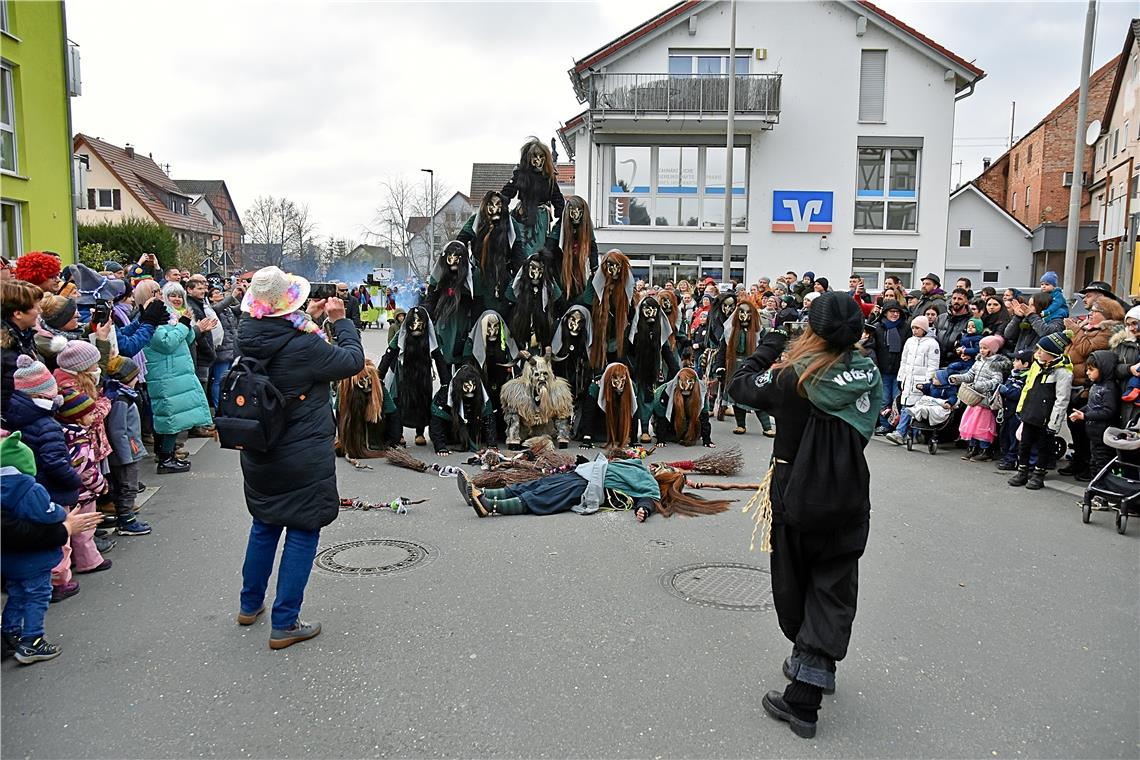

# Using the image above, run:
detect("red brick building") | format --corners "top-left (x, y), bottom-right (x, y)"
top-left (174, 179), bottom-right (245, 266)
top-left (975, 56), bottom-right (1119, 230)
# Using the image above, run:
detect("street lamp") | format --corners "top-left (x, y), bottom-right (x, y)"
top-left (421, 168), bottom-right (435, 270)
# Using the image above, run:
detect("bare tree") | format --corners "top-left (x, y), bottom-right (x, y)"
top-left (366, 175), bottom-right (461, 280)
top-left (244, 195), bottom-right (291, 269)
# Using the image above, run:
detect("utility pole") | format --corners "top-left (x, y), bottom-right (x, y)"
top-left (720, 0), bottom-right (737, 284)
top-left (421, 168), bottom-right (435, 275)
top-left (1008, 101), bottom-right (1016, 148)
top-left (1064, 0), bottom-right (1097, 292)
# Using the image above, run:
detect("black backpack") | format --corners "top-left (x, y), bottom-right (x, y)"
top-left (214, 334), bottom-right (310, 452)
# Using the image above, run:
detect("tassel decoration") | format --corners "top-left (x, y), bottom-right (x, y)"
top-left (740, 464), bottom-right (774, 553)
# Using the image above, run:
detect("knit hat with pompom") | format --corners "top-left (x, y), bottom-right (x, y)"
top-left (13, 355), bottom-right (58, 399)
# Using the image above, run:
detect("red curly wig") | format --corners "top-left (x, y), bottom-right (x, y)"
top-left (13, 252), bottom-right (61, 287)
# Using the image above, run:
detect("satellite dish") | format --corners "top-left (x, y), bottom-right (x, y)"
top-left (1085, 119), bottom-right (1102, 146)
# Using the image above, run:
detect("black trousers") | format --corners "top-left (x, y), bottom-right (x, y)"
top-left (1087, 422), bottom-right (1113, 476)
top-left (770, 520), bottom-right (869, 691)
top-left (1018, 422), bottom-right (1056, 471)
top-left (1066, 396), bottom-right (1090, 469)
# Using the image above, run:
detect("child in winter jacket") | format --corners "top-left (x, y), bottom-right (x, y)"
top-left (1010, 331), bottom-right (1074, 490)
top-left (1071, 350), bottom-right (1120, 480)
top-left (1039, 271), bottom-right (1069, 323)
top-left (945, 317), bottom-right (983, 375)
top-left (996, 350), bottom-right (1034, 470)
top-left (103, 356), bottom-right (151, 536)
top-left (0, 431), bottom-right (68, 664)
top-left (53, 341), bottom-right (112, 467)
top-left (4, 357), bottom-right (81, 507)
top-left (949, 335), bottom-right (1010, 461)
top-left (885, 316), bottom-right (940, 445)
top-left (54, 390), bottom-right (109, 576)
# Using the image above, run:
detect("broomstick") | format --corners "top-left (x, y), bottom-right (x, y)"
top-left (381, 446), bottom-right (428, 473)
top-left (665, 446), bottom-right (743, 476)
top-left (685, 478), bottom-right (762, 491)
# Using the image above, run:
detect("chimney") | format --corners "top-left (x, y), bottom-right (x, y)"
top-left (124, 143), bottom-right (135, 159)
top-left (982, 156), bottom-right (991, 171)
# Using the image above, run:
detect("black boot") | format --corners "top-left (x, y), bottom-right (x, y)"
top-left (960, 446), bottom-right (979, 461)
top-left (1026, 468), bottom-right (1046, 490)
top-left (1008, 467), bottom-right (1029, 487)
top-left (762, 680), bottom-right (821, 739)
top-left (974, 447), bottom-right (995, 462)
top-left (157, 456), bottom-right (191, 474)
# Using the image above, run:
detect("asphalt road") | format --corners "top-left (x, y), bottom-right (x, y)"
top-left (3, 326), bottom-right (1138, 759)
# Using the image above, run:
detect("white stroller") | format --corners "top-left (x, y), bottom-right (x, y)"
top-left (1080, 424), bottom-right (1140, 535)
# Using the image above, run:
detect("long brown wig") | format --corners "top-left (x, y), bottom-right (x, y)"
top-left (672, 367), bottom-right (703, 444)
top-left (601, 362), bottom-right (633, 448)
top-left (336, 359), bottom-right (386, 458)
top-left (653, 467), bottom-right (733, 517)
top-left (658, 289), bottom-right (679, 350)
top-left (561, 196), bottom-right (593, 298)
top-left (591, 250), bottom-right (631, 368)
top-left (724, 299), bottom-right (760, 378)
top-left (781, 325), bottom-right (851, 394)
top-left (520, 137), bottom-right (556, 181)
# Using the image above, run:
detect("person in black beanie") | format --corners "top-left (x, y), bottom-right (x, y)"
top-left (728, 291), bottom-right (882, 739)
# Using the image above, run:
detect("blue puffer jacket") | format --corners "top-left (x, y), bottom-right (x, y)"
top-left (143, 321), bottom-right (213, 434)
top-left (0, 468), bottom-right (67, 579)
top-left (3, 391), bottom-right (82, 506)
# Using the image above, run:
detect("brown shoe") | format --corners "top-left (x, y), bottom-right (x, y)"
top-left (269, 620), bottom-right (321, 650)
top-left (414, 435), bottom-right (427, 446)
top-left (237, 606), bottom-right (265, 626)
top-left (733, 426), bottom-right (746, 435)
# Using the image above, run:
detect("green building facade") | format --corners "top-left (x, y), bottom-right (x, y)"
top-left (0, 0), bottom-right (77, 263)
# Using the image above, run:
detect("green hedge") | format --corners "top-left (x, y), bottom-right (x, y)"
top-left (78, 218), bottom-right (178, 270)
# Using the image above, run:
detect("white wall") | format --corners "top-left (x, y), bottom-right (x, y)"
top-left (945, 188), bottom-right (1032, 289)
top-left (571, 0), bottom-right (963, 284)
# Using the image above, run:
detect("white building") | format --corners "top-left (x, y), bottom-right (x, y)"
top-left (945, 183), bottom-right (1033, 290)
top-left (557, 0), bottom-right (984, 290)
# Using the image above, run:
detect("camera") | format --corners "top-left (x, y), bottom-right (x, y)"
top-left (308, 282), bottom-right (337, 300)
top-left (91, 300), bottom-right (111, 326)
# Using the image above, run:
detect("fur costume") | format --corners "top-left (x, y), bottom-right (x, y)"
top-left (500, 351), bottom-right (573, 449)
top-left (377, 306), bottom-right (452, 437)
top-left (551, 305), bottom-right (594, 439)
top-left (429, 364), bottom-right (496, 454)
top-left (651, 367), bottom-right (712, 446)
top-left (423, 240), bottom-right (476, 365)
top-left (628, 295), bottom-right (680, 441)
top-left (583, 362), bottom-right (639, 449)
top-left (508, 254), bottom-right (560, 351)
top-left (459, 191), bottom-right (519, 313)
top-left (588, 250), bottom-right (634, 369)
top-left (502, 138), bottom-right (564, 258)
top-left (550, 195), bottom-right (598, 304)
top-left (336, 358), bottom-right (394, 458)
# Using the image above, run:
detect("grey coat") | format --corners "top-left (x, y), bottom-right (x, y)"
top-left (949, 354), bottom-right (1012, 397)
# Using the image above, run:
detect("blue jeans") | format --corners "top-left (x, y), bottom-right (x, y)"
top-left (2, 572), bottom-right (54, 640)
top-left (879, 374), bottom-right (899, 427)
top-left (209, 359), bottom-right (231, 409)
top-left (896, 408), bottom-right (913, 437)
top-left (240, 518), bottom-right (321, 630)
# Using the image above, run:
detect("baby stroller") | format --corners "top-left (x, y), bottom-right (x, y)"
top-left (1080, 425), bottom-right (1140, 535)
top-left (899, 396), bottom-right (956, 455)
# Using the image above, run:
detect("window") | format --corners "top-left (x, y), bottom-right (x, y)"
top-left (1012, 191), bottom-right (1018, 210)
top-left (1025, 186), bottom-right (1031, 208)
top-left (605, 144), bottom-right (747, 229)
top-left (0, 1), bottom-right (9, 35)
top-left (982, 271), bottom-right (1000, 284)
top-left (958, 229), bottom-right (972, 247)
top-left (1027, 144), bottom-right (1033, 163)
top-left (1, 199), bottom-right (20, 260)
top-left (667, 52), bottom-right (749, 75)
top-left (859, 50), bottom-right (886, 122)
top-left (171, 196), bottom-right (187, 214)
top-left (1113, 129), bottom-right (1120, 156)
top-left (855, 146), bottom-right (919, 231)
top-left (0, 63), bottom-right (15, 173)
top-left (1014, 152), bottom-right (1019, 173)
top-left (96, 189), bottom-right (114, 209)
top-left (1125, 121), bottom-right (1131, 147)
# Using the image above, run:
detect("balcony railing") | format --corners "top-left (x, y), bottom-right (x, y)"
top-left (588, 73), bottom-right (781, 121)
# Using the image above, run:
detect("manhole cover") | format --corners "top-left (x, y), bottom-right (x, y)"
top-left (660, 562), bottom-right (773, 611)
top-left (313, 539), bottom-right (435, 576)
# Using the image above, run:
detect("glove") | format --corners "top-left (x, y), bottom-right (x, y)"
top-left (758, 330), bottom-right (788, 353)
top-left (140, 300), bottom-right (168, 327)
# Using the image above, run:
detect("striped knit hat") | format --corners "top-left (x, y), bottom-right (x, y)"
top-left (13, 355), bottom-right (58, 400)
top-left (56, 388), bottom-right (95, 422)
top-left (1037, 330), bottom-right (1073, 357)
top-left (56, 340), bottom-right (101, 373)
top-left (106, 355), bottom-right (139, 383)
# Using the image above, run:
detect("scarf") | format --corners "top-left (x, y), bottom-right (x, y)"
top-left (794, 351), bottom-right (882, 440)
top-left (880, 316), bottom-right (903, 353)
top-left (282, 310), bottom-right (326, 339)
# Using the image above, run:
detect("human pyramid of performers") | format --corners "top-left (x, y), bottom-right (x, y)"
top-left (337, 137), bottom-right (771, 469)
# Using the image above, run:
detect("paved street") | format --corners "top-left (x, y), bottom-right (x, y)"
top-left (3, 328), bottom-right (1138, 759)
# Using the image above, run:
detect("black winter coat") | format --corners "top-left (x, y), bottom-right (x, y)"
top-left (236, 317), bottom-right (364, 531)
top-left (1, 320), bottom-right (39, 416)
top-left (3, 391), bottom-right (82, 506)
top-left (869, 320), bottom-right (907, 376)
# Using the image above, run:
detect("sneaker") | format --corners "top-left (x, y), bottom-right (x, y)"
top-left (1026, 470), bottom-right (1046, 490)
top-left (873, 425), bottom-right (891, 436)
top-left (236, 605), bottom-right (265, 626)
top-left (884, 432), bottom-right (904, 446)
top-left (50, 581), bottom-right (80, 603)
top-left (269, 620), bottom-right (321, 650)
top-left (761, 690), bottom-right (817, 739)
top-left (456, 470), bottom-right (479, 510)
top-left (93, 535), bottom-right (116, 553)
top-left (762, 428), bottom-right (776, 438)
top-left (137, 481), bottom-right (147, 493)
top-left (1, 631), bottom-right (20, 661)
top-left (961, 447), bottom-right (979, 461)
top-left (157, 456), bottom-right (191, 474)
top-left (117, 519), bottom-right (152, 536)
top-left (974, 448), bottom-right (995, 462)
top-left (14, 637), bottom-right (62, 665)
top-left (995, 460), bottom-right (1017, 471)
top-left (94, 526), bottom-right (113, 538)
top-left (75, 558), bottom-right (112, 574)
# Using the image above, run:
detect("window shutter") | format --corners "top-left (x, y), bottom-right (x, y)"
top-left (87, 189), bottom-right (96, 209)
top-left (112, 189), bottom-right (121, 210)
top-left (859, 50), bottom-right (886, 122)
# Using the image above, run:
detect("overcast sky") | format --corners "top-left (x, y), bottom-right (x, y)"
top-left (67, 0), bottom-right (1137, 243)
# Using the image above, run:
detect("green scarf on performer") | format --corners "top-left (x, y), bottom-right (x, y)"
top-left (793, 351), bottom-right (882, 441)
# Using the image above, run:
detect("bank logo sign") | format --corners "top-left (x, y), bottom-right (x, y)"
top-left (772, 191), bottom-right (834, 233)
